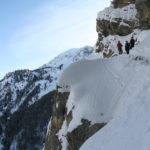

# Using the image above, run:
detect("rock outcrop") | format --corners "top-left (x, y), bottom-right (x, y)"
top-left (44, 88), bottom-right (106, 150)
top-left (136, 0), bottom-right (150, 29)
top-left (112, 0), bottom-right (150, 30)
top-left (112, 0), bottom-right (135, 8)
top-left (95, 0), bottom-right (150, 57)
top-left (44, 90), bottom-right (70, 150)
top-left (95, 2), bottom-right (139, 55)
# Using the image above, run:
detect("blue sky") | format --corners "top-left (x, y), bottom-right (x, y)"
top-left (0, 0), bottom-right (111, 79)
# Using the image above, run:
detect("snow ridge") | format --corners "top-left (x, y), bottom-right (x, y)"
top-left (56, 29), bottom-right (150, 150)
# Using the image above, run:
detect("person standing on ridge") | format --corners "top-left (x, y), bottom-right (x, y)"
top-left (125, 41), bottom-right (130, 54)
top-left (130, 36), bottom-right (135, 49)
top-left (117, 41), bottom-right (123, 54)
top-left (59, 64), bottom-right (63, 70)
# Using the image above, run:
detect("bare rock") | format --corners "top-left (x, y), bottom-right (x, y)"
top-left (44, 88), bottom-right (106, 150)
top-left (136, 1), bottom-right (150, 29)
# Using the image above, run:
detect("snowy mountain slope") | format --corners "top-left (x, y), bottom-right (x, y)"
top-left (0, 46), bottom-right (93, 150)
top-left (0, 46), bottom-right (93, 115)
top-left (80, 32), bottom-right (150, 150)
top-left (44, 27), bottom-right (150, 149)
top-left (42, 46), bottom-right (93, 69)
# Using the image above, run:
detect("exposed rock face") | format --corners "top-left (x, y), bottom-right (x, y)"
top-left (96, 19), bottom-right (137, 37)
top-left (44, 89), bottom-right (70, 150)
top-left (44, 88), bottom-right (106, 150)
top-left (136, 0), bottom-right (150, 29)
top-left (112, 0), bottom-right (135, 8)
top-left (111, 0), bottom-right (150, 30)
top-left (95, 3), bottom-right (139, 55)
top-left (67, 120), bottom-right (105, 150)
top-left (95, 0), bottom-right (150, 57)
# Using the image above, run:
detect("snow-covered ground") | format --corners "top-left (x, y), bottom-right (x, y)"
top-left (91, 29), bottom-right (144, 60)
top-left (97, 4), bottom-right (138, 25)
top-left (41, 46), bottom-right (93, 69)
top-left (56, 30), bottom-right (150, 150)
top-left (80, 58), bottom-right (150, 149)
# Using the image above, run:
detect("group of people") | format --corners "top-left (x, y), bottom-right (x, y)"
top-left (117, 36), bottom-right (135, 55)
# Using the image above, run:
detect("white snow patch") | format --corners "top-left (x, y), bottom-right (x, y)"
top-left (56, 103), bottom-right (59, 109)
top-left (97, 4), bottom-right (138, 24)
top-left (57, 119), bottom-right (69, 150)
top-left (10, 140), bottom-right (17, 150)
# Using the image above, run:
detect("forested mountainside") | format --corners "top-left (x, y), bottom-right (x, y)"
top-left (0, 46), bottom-right (93, 150)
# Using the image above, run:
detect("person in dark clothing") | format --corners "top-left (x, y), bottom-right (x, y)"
top-left (125, 41), bottom-right (130, 54)
top-left (59, 64), bottom-right (63, 70)
top-left (117, 41), bottom-right (123, 54)
top-left (130, 36), bottom-right (135, 49)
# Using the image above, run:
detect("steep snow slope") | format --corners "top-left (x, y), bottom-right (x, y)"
top-left (0, 46), bottom-right (93, 150)
top-left (80, 32), bottom-right (150, 149)
top-left (56, 30), bottom-right (150, 150)
top-left (80, 44), bottom-right (150, 150)
top-left (0, 46), bottom-right (93, 115)
top-left (42, 46), bottom-right (92, 69)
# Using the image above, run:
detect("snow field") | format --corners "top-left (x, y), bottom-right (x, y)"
top-left (80, 57), bottom-right (150, 150)
top-left (57, 29), bottom-right (150, 150)
top-left (80, 31), bottom-right (150, 150)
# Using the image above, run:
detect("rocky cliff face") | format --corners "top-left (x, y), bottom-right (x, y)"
top-left (95, 3), bottom-right (139, 56)
top-left (0, 46), bottom-right (93, 150)
top-left (112, 0), bottom-right (135, 8)
top-left (95, 0), bottom-right (150, 57)
top-left (112, 0), bottom-right (150, 29)
top-left (136, 0), bottom-right (150, 29)
top-left (44, 88), bottom-right (105, 150)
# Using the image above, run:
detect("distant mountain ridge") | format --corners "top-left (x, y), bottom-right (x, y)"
top-left (0, 46), bottom-right (93, 150)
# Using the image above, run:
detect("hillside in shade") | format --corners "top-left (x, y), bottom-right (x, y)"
top-left (0, 46), bottom-right (93, 150)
